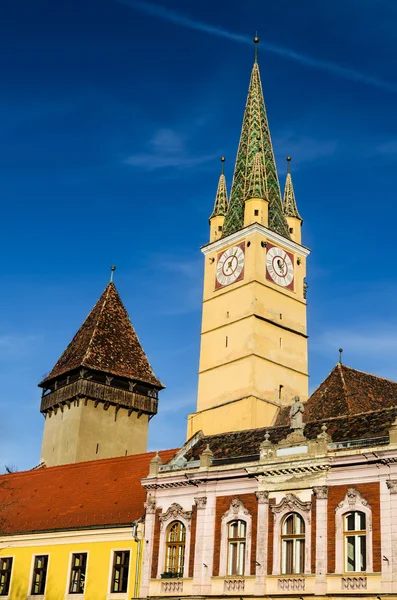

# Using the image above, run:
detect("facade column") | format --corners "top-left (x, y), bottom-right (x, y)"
top-left (192, 496), bottom-right (208, 595)
top-left (140, 495), bottom-right (157, 598)
top-left (387, 480), bottom-right (397, 592)
top-left (381, 478), bottom-right (392, 593)
top-left (255, 491), bottom-right (269, 595)
top-left (313, 486), bottom-right (328, 595)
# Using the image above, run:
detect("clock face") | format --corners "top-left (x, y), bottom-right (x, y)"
top-left (266, 243), bottom-right (294, 289)
top-left (215, 243), bottom-right (245, 289)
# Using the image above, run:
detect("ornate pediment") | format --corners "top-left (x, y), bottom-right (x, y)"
top-left (271, 493), bottom-right (311, 517)
top-left (222, 498), bottom-right (249, 521)
top-left (336, 488), bottom-right (369, 511)
top-left (159, 502), bottom-right (192, 526)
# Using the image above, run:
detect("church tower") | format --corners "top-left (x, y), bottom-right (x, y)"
top-left (187, 39), bottom-right (309, 438)
top-left (39, 277), bottom-right (164, 466)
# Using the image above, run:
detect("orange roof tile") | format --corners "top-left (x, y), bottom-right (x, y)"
top-left (0, 449), bottom-right (177, 535)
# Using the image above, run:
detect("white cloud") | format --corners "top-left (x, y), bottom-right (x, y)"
top-left (274, 134), bottom-right (338, 171)
top-left (125, 127), bottom-right (218, 170)
top-left (116, 0), bottom-right (397, 93)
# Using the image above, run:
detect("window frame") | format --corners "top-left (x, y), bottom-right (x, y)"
top-left (157, 503), bottom-right (192, 579)
top-left (280, 512), bottom-right (306, 575)
top-left (110, 550), bottom-right (131, 593)
top-left (335, 488), bottom-right (372, 574)
top-left (30, 554), bottom-right (49, 596)
top-left (0, 557), bottom-right (13, 597)
top-left (68, 552), bottom-right (88, 595)
top-left (164, 520), bottom-right (186, 576)
top-left (227, 519), bottom-right (247, 576)
top-left (219, 499), bottom-right (252, 577)
top-left (344, 511), bottom-right (367, 573)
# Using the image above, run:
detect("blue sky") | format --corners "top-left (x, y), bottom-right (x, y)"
top-left (1, 0), bottom-right (397, 471)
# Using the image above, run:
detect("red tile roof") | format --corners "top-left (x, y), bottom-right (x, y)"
top-left (0, 449), bottom-right (176, 535)
top-left (40, 282), bottom-right (163, 388)
top-left (276, 363), bottom-right (397, 426)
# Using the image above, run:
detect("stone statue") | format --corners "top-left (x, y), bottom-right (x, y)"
top-left (289, 396), bottom-right (305, 433)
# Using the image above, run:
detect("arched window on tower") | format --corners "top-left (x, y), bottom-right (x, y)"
top-left (281, 513), bottom-right (305, 574)
top-left (227, 520), bottom-right (246, 576)
top-left (344, 511), bottom-right (366, 572)
top-left (165, 521), bottom-right (186, 576)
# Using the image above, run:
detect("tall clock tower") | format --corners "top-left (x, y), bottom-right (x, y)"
top-left (187, 39), bottom-right (309, 438)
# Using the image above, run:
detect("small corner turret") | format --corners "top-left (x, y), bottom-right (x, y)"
top-left (283, 156), bottom-right (302, 244)
top-left (209, 157), bottom-right (228, 242)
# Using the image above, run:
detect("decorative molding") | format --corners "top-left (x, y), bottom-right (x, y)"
top-left (255, 491), bottom-right (269, 504)
top-left (387, 479), bottom-right (397, 494)
top-left (161, 581), bottom-right (183, 594)
top-left (271, 494), bottom-right (311, 518)
top-left (342, 576), bottom-right (367, 590)
top-left (194, 496), bottom-right (207, 510)
top-left (313, 486), bottom-right (328, 499)
top-left (336, 488), bottom-right (369, 511)
top-left (278, 578), bottom-right (305, 591)
top-left (159, 503), bottom-right (192, 526)
top-left (201, 222), bottom-right (310, 258)
top-left (144, 495), bottom-right (156, 514)
top-left (224, 579), bottom-right (245, 592)
top-left (223, 498), bottom-right (249, 520)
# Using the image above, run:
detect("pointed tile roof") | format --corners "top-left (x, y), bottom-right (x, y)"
top-left (210, 162), bottom-right (228, 218)
top-left (222, 49), bottom-right (289, 239)
top-left (283, 157), bottom-right (301, 220)
top-left (245, 151), bottom-right (267, 200)
top-left (40, 282), bottom-right (163, 388)
top-left (275, 363), bottom-right (397, 425)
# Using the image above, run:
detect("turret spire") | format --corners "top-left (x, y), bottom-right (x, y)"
top-left (283, 157), bottom-right (302, 220)
top-left (222, 38), bottom-right (290, 239)
top-left (210, 157), bottom-right (228, 219)
top-left (245, 152), bottom-right (267, 200)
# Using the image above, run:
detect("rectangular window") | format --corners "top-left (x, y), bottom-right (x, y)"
top-left (0, 558), bottom-right (13, 596)
top-left (31, 555), bottom-right (48, 595)
top-left (111, 551), bottom-right (130, 593)
top-left (69, 553), bottom-right (87, 594)
top-left (254, 209), bottom-right (259, 216)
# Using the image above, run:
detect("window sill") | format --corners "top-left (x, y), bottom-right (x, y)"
top-left (106, 593), bottom-right (128, 600)
top-left (27, 596), bottom-right (46, 600)
top-left (64, 595), bottom-right (85, 600)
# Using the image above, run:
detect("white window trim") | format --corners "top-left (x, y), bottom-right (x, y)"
top-left (335, 488), bottom-right (373, 574)
top-left (106, 547), bottom-right (132, 600)
top-left (0, 553), bottom-right (15, 600)
top-left (27, 552), bottom-right (50, 599)
top-left (64, 550), bottom-right (89, 599)
top-left (157, 503), bottom-right (192, 579)
top-left (271, 494), bottom-right (312, 575)
top-left (219, 498), bottom-right (252, 577)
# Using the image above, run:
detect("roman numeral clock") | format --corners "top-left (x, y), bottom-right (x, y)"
top-left (215, 242), bottom-right (245, 289)
top-left (266, 243), bottom-right (294, 290)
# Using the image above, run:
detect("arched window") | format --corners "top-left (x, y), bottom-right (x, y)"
top-left (344, 511), bottom-right (366, 572)
top-left (227, 520), bottom-right (246, 576)
top-left (281, 513), bottom-right (305, 574)
top-left (165, 521), bottom-right (186, 576)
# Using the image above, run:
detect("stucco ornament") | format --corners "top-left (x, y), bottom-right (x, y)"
top-left (194, 496), bottom-right (207, 509)
top-left (386, 479), bottom-right (397, 494)
top-left (222, 498), bottom-right (249, 520)
top-left (255, 491), bottom-right (269, 503)
top-left (144, 494), bottom-right (156, 514)
top-left (271, 493), bottom-right (311, 519)
top-left (159, 502), bottom-right (192, 528)
top-left (336, 488), bottom-right (369, 510)
top-left (290, 396), bottom-right (305, 433)
top-left (313, 486), bottom-right (328, 499)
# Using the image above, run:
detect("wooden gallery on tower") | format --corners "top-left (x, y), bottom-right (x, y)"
top-left (2, 38), bottom-right (397, 600)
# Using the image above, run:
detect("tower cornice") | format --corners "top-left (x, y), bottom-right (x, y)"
top-left (201, 222), bottom-right (310, 258)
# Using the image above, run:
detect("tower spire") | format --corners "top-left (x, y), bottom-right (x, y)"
top-left (245, 151), bottom-right (267, 200)
top-left (210, 157), bottom-right (228, 219)
top-left (222, 41), bottom-right (290, 239)
top-left (283, 157), bottom-right (302, 220)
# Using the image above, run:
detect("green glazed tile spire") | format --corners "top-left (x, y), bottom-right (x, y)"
top-left (245, 152), bottom-right (267, 200)
top-left (222, 40), bottom-right (290, 239)
top-left (210, 158), bottom-right (229, 218)
top-left (283, 157), bottom-right (302, 220)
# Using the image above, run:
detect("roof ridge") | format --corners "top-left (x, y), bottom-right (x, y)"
top-left (340, 363), bottom-right (397, 385)
top-left (0, 448), bottom-right (178, 480)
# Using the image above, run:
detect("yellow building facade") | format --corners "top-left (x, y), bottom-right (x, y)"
top-left (187, 44), bottom-right (309, 438)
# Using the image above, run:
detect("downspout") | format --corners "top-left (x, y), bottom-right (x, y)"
top-left (133, 517), bottom-right (144, 598)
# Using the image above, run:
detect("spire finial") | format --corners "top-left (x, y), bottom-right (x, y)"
top-left (339, 348), bottom-right (343, 364)
top-left (254, 34), bottom-right (259, 63)
top-left (286, 156), bottom-right (291, 174)
top-left (221, 156), bottom-right (225, 175)
top-left (110, 265), bottom-right (116, 283)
